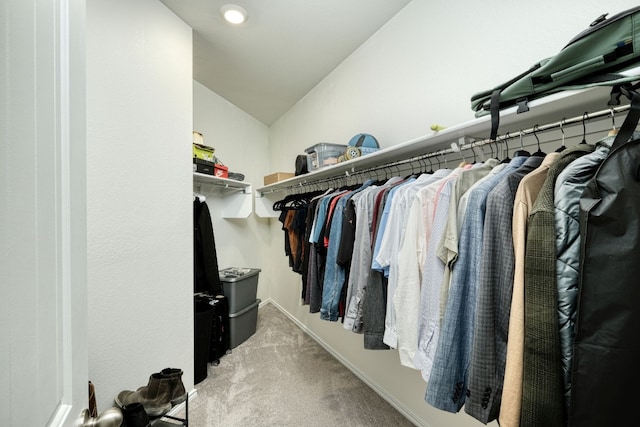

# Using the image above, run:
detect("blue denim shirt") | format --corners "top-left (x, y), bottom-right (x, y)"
top-left (320, 180), bottom-right (376, 321)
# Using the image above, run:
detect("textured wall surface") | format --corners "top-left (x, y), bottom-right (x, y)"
top-left (86, 0), bottom-right (193, 411)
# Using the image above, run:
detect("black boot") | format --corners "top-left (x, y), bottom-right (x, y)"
top-left (121, 402), bottom-right (151, 427)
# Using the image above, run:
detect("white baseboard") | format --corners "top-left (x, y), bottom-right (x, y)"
top-left (263, 298), bottom-right (424, 427)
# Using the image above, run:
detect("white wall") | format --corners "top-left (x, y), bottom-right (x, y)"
top-left (80, 0), bottom-right (638, 421)
top-left (266, 1), bottom-right (640, 426)
top-left (86, 0), bottom-right (193, 412)
top-left (192, 81), bottom-right (271, 304)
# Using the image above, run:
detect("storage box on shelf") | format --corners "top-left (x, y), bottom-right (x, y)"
top-left (263, 172), bottom-right (295, 186)
top-left (193, 142), bottom-right (215, 162)
top-left (305, 143), bottom-right (348, 171)
top-left (193, 158), bottom-right (228, 178)
top-left (258, 87), bottom-right (619, 188)
top-left (213, 163), bottom-right (228, 178)
top-left (193, 158), bottom-right (215, 175)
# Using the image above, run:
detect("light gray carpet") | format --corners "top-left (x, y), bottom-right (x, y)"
top-left (181, 302), bottom-right (415, 426)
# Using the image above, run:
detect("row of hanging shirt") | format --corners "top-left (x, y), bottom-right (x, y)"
top-left (274, 125), bottom-right (639, 427)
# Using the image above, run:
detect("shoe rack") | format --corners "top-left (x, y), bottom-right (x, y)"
top-left (152, 397), bottom-right (188, 426)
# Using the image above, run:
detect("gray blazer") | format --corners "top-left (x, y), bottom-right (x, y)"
top-left (464, 155), bottom-right (543, 423)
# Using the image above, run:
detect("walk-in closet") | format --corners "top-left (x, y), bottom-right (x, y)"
top-left (6, 1), bottom-right (640, 426)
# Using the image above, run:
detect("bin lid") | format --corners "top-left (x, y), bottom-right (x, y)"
top-left (219, 267), bottom-right (261, 282)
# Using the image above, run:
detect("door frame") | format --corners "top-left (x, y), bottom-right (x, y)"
top-left (1, 0), bottom-right (88, 425)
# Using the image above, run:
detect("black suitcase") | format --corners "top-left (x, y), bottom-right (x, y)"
top-left (194, 293), bottom-right (230, 368)
top-left (207, 294), bottom-right (230, 365)
top-left (194, 297), bottom-right (214, 384)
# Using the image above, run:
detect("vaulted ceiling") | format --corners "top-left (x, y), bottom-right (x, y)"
top-left (160, 0), bottom-right (412, 125)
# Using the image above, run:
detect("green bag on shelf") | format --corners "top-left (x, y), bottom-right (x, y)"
top-left (471, 6), bottom-right (640, 140)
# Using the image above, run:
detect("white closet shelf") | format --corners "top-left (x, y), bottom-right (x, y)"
top-left (193, 172), bottom-right (253, 219)
top-left (257, 85), bottom-right (623, 198)
top-left (193, 172), bottom-right (252, 193)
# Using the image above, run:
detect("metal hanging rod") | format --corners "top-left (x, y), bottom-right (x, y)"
top-left (274, 103), bottom-right (632, 195)
top-left (459, 103), bottom-right (630, 152)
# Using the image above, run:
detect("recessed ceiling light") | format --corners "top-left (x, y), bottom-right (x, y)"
top-left (220, 4), bottom-right (248, 25)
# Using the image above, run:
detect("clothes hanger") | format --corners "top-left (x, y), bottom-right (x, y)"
top-left (434, 155), bottom-right (441, 171)
top-left (500, 133), bottom-right (511, 163)
top-left (556, 118), bottom-right (567, 152)
top-left (478, 143), bottom-right (488, 162)
top-left (418, 156), bottom-right (428, 174)
top-left (485, 138), bottom-right (495, 160)
top-left (482, 142), bottom-right (492, 162)
top-left (513, 130), bottom-right (531, 157)
top-left (470, 144), bottom-right (478, 164)
top-left (492, 137), bottom-right (501, 162)
top-left (608, 108), bottom-right (619, 136)
top-left (532, 125), bottom-right (547, 157)
top-left (273, 191), bottom-right (309, 211)
top-left (440, 152), bottom-right (448, 170)
top-left (427, 156), bottom-right (434, 174)
top-left (580, 112), bottom-right (589, 144)
top-left (458, 148), bottom-right (467, 168)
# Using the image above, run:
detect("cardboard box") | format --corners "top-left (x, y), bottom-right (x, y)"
top-left (193, 143), bottom-right (215, 162)
top-left (263, 172), bottom-right (294, 185)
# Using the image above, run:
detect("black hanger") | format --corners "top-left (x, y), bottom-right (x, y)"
top-left (434, 154), bottom-right (441, 171)
top-left (483, 142), bottom-right (494, 162)
top-left (439, 152), bottom-right (448, 170)
top-left (272, 191), bottom-right (312, 211)
top-left (580, 112), bottom-right (589, 144)
top-left (556, 118), bottom-right (567, 152)
top-left (420, 156), bottom-right (431, 175)
top-left (486, 139), bottom-right (495, 160)
top-left (418, 156), bottom-right (427, 174)
top-left (513, 130), bottom-right (530, 157)
top-left (500, 133), bottom-right (511, 163)
top-left (532, 125), bottom-right (546, 157)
